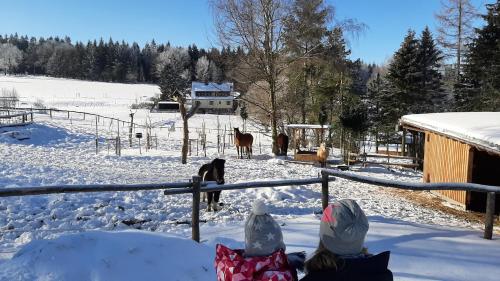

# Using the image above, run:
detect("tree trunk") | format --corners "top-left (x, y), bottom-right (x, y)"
top-left (182, 116), bottom-right (189, 164)
top-left (179, 100), bottom-right (189, 164)
top-left (457, 0), bottom-right (462, 79)
top-left (270, 86), bottom-right (278, 155)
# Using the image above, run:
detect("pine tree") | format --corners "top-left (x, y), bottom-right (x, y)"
top-left (415, 27), bottom-right (444, 113)
top-left (386, 30), bottom-right (420, 116)
top-left (458, 1), bottom-right (500, 110)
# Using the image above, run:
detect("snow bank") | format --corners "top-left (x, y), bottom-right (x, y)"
top-left (0, 231), bottom-right (214, 281)
top-left (401, 112), bottom-right (500, 153)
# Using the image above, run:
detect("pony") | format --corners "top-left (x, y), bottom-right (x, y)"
top-left (198, 158), bottom-right (226, 212)
top-left (234, 128), bottom-right (253, 159)
top-left (277, 133), bottom-right (289, 156)
top-left (317, 143), bottom-right (329, 167)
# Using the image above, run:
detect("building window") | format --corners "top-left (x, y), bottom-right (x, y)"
top-left (209, 101), bottom-right (214, 105)
top-left (219, 101), bottom-right (221, 105)
top-left (226, 101), bottom-right (231, 105)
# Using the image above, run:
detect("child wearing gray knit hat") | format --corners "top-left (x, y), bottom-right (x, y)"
top-left (319, 199), bottom-right (369, 255)
top-left (302, 199), bottom-right (393, 281)
top-left (244, 200), bottom-right (286, 257)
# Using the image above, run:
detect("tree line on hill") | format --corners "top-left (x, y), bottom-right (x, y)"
top-left (0, 34), bottom-right (241, 84)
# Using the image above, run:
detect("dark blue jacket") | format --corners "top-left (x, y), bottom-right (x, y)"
top-left (300, 251), bottom-right (393, 281)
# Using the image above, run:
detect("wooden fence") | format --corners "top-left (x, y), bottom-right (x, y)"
top-left (1, 171), bottom-right (499, 241)
top-left (322, 169), bottom-right (500, 240)
top-left (0, 111), bottom-right (33, 127)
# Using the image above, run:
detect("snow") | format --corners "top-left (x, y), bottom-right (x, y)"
top-left (400, 112), bottom-right (500, 153)
top-left (0, 76), bottom-right (499, 281)
top-left (0, 231), bottom-right (214, 281)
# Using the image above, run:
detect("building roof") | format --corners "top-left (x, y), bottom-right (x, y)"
top-left (191, 82), bottom-right (233, 92)
top-left (286, 124), bottom-right (331, 129)
top-left (400, 112), bottom-right (500, 154)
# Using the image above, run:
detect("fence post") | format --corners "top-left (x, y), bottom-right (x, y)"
top-left (95, 116), bottom-right (99, 154)
top-left (192, 175), bottom-right (201, 242)
top-left (321, 171), bottom-right (329, 211)
top-left (484, 192), bottom-right (496, 240)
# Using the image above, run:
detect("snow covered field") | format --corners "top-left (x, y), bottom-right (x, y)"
top-left (1, 76), bottom-right (499, 281)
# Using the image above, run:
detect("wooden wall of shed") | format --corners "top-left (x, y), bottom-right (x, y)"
top-left (423, 131), bottom-right (473, 205)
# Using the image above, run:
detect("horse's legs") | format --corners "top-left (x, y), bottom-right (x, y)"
top-left (212, 191), bottom-right (221, 211)
top-left (202, 192), bottom-right (206, 202)
top-left (214, 191), bottom-right (221, 203)
top-left (207, 192), bottom-right (214, 211)
top-left (236, 146), bottom-right (240, 159)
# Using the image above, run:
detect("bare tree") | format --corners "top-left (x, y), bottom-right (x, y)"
top-left (211, 0), bottom-right (291, 154)
top-left (158, 47), bottom-right (200, 164)
top-left (196, 56), bottom-right (210, 82)
top-left (0, 43), bottom-right (22, 75)
top-left (435, 0), bottom-right (478, 79)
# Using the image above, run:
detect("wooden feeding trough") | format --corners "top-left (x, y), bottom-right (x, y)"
top-left (286, 124), bottom-right (331, 162)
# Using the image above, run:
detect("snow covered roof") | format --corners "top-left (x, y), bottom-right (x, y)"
top-left (191, 82), bottom-right (233, 92)
top-left (400, 112), bottom-right (500, 154)
top-left (286, 124), bottom-right (331, 129)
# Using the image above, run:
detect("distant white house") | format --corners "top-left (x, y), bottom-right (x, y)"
top-left (190, 82), bottom-right (239, 114)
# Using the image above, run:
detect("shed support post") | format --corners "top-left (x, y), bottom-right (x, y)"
top-left (321, 171), bottom-right (329, 211)
top-left (402, 129), bottom-right (407, 156)
top-left (191, 176), bottom-right (201, 242)
top-left (484, 192), bottom-right (496, 240)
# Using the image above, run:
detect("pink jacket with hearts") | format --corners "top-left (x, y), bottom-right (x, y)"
top-left (215, 244), bottom-right (295, 281)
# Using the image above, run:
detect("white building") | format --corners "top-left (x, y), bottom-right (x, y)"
top-left (190, 82), bottom-right (239, 114)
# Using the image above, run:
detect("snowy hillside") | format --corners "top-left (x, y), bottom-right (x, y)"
top-left (0, 76), bottom-right (499, 281)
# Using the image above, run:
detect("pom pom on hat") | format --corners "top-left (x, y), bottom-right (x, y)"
top-left (252, 199), bottom-right (268, 215)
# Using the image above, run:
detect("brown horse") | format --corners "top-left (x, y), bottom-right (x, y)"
top-left (277, 133), bottom-right (289, 156)
top-left (234, 128), bottom-right (253, 159)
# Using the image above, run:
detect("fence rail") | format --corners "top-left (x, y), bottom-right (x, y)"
top-left (0, 170), bottom-right (498, 242)
top-left (1, 106), bottom-right (145, 128)
top-left (321, 169), bottom-right (500, 240)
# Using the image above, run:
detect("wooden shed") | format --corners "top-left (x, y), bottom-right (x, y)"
top-left (400, 112), bottom-right (500, 213)
top-left (286, 124), bottom-right (331, 162)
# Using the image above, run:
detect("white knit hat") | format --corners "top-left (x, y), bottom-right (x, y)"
top-left (244, 200), bottom-right (286, 257)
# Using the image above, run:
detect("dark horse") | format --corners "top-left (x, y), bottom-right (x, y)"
top-left (277, 133), bottom-right (289, 156)
top-left (198, 158), bottom-right (225, 212)
top-left (234, 128), bottom-right (253, 159)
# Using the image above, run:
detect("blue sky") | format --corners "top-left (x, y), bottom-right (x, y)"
top-left (0, 0), bottom-right (491, 65)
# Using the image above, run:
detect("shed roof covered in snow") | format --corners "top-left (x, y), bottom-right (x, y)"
top-left (191, 82), bottom-right (233, 92)
top-left (400, 112), bottom-right (500, 154)
top-left (286, 124), bottom-right (331, 129)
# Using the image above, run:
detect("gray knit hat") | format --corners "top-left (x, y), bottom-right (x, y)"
top-left (320, 199), bottom-right (369, 256)
top-left (244, 200), bottom-right (286, 257)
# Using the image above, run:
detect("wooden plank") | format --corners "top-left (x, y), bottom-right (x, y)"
top-left (423, 131), bottom-right (470, 205)
top-left (349, 152), bottom-right (417, 160)
top-left (321, 171), bottom-right (329, 210)
top-left (484, 192), bottom-right (496, 239)
top-left (191, 176), bottom-right (201, 242)
top-left (349, 160), bottom-right (419, 168)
